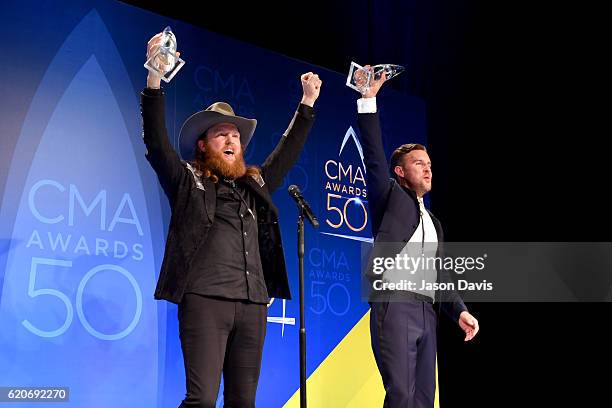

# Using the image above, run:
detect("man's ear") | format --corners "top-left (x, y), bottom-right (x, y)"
top-left (394, 165), bottom-right (404, 178)
top-left (197, 139), bottom-right (206, 152)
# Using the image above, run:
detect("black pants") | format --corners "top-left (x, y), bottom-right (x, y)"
top-left (370, 299), bottom-right (437, 408)
top-left (178, 294), bottom-right (267, 408)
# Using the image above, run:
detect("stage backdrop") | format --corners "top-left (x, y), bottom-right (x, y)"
top-left (0, 1), bottom-right (426, 406)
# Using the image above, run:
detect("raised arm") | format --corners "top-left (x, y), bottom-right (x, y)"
top-left (261, 72), bottom-right (322, 192)
top-left (356, 68), bottom-right (392, 215)
top-left (140, 32), bottom-right (186, 203)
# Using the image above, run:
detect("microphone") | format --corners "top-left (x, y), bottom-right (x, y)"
top-left (288, 185), bottom-right (319, 228)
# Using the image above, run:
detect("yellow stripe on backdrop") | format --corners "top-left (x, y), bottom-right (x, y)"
top-left (283, 310), bottom-right (439, 407)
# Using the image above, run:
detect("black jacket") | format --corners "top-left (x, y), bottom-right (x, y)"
top-left (358, 111), bottom-right (467, 322)
top-left (140, 88), bottom-right (314, 304)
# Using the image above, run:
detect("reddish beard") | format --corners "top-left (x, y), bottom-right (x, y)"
top-left (200, 145), bottom-right (247, 180)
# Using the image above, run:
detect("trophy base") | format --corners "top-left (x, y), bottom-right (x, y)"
top-left (346, 61), bottom-right (371, 95)
top-left (144, 55), bottom-right (185, 83)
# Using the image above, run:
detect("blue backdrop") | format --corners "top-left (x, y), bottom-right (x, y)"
top-left (0, 1), bottom-right (425, 406)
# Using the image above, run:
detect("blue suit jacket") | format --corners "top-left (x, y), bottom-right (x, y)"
top-left (358, 111), bottom-right (467, 322)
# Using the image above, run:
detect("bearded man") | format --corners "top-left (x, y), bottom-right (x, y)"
top-left (141, 32), bottom-right (322, 408)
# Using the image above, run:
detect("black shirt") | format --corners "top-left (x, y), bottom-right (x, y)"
top-left (185, 179), bottom-right (268, 304)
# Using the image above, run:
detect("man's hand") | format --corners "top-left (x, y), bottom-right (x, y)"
top-left (300, 72), bottom-right (322, 107)
top-left (362, 65), bottom-right (387, 99)
top-left (145, 32), bottom-right (181, 89)
top-left (458, 311), bottom-right (479, 342)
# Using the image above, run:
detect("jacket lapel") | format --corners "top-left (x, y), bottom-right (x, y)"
top-left (241, 176), bottom-right (278, 215)
top-left (203, 177), bottom-right (216, 223)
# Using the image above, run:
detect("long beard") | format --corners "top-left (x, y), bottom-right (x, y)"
top-left (202, 148), bottom-right (247, 180)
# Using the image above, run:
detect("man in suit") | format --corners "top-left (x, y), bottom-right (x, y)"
top-left (141, 32), bottom-right (322, 408)
top-left (356, 67), bottom-right (479, 407)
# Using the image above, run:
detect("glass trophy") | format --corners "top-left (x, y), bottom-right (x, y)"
top-left (346, 61), bottom-right (405, 94)
top-left (144, 26), bottom-right (185, 83)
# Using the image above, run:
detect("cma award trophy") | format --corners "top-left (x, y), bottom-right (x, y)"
top-left (144, 26), bottom-right (185, 83)
top-left (346, 61), bottom-right (405, 94)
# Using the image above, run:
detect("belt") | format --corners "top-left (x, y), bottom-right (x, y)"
top-left (403, 291), bottom-right (434, 304)
top-left (369, 290), bottom-right (434, 304)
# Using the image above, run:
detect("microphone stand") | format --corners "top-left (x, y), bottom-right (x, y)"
top-left (288, 185), bottom-right (317, 408)
top-left (297, 205), bottom-right (307, 408)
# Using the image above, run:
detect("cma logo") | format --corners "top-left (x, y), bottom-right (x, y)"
top-left (194, 66), bottom-right (254, 103)
top-left (193, 65), bottom-right (255, 118)
top-left (309, 248), bottom-right (349, 271)
top-left (25, 179), bottom-right (144, 260)
top-left (28, 179), bottom-right (142, 234)
top-left (322, 127), bottom-right (372, 242)
top-left (324, 126), bottom-right (367, 192)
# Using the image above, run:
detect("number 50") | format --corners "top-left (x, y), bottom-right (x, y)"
top-left (326, 193), bottom-right (368, 232)
top-left (22, 257), bottom-right (142, 340)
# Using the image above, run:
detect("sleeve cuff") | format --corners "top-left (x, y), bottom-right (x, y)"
top-left (357, 97), bottom-right (377, 113)
top-left (142, 87), bottom-right (164, 97)
top-left (298, 103), bottom-right (315, 119)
